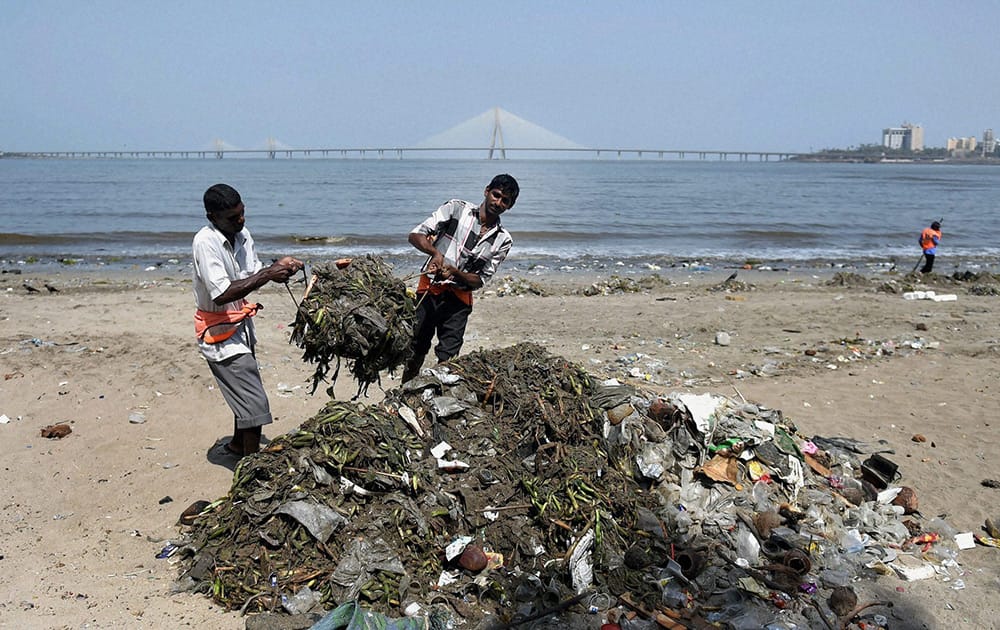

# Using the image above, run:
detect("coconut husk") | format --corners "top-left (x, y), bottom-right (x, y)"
top-left (892, 486), bottom-right (919, 514)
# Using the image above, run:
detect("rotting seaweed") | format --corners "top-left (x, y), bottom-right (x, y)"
top-left (290, 256), bottom-right (415, 396)
top-left (176, 344), bottom-right (665, 618)
top-left (176, 342), bottom-right (918, 629)
top-left (177, 400), bottom-right (434, 612)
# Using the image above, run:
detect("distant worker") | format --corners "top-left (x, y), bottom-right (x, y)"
top-left (192, 183), bottom-right (304, 457)
top-left (918, 220), bottom-right (942, 273)
top-left (401, 174), bottom-right (519, 383)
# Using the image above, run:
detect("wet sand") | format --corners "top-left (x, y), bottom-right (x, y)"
top-left (1, 266), bottom-right (998, 629)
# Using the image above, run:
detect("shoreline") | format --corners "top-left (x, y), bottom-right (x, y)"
top-left (3, 251), bottom-right (999, 282)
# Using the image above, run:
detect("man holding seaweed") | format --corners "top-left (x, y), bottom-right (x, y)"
top-left (192, 183), bottom-right (304, 457)
top-left (401, 174), bottom-right (519, 382)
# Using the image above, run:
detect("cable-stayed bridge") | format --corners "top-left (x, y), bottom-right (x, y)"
top-left (2, 108), bottom-right (804, 161)
top-left (415, 107), bottom-right (586, 159)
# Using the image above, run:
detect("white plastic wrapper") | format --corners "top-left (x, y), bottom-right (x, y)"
top-left (569, 529), bottom-right (595, 594)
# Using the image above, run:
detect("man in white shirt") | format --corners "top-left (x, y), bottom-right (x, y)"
top-left (192, 183), bottom-right (303, 457)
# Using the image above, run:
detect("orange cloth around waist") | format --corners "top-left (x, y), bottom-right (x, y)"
top-left (194, 303), bottom-right (261, 343)
top-left (416, 274), bottom-right (472, 307)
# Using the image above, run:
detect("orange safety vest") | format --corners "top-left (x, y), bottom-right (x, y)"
top-left (416, 274), bottom-right (473, 307)
top-left (194, 303), bottom-right (261, 343)
top-left (919, 227), bottom-right (941, 252)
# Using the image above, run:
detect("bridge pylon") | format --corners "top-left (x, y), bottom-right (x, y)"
top-left (488, 107), bottom-right (506, 160)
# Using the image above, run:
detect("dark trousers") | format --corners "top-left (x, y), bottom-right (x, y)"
top-left (920, 254), bottom-right (935, 274)
top-left (404, 291), bottom-right (471, 380)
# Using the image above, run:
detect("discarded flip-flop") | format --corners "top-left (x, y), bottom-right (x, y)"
top-left (984, 518), bottom-right (1000, 539)
top-left (981, 479), bottom-right (1000, 489)
top-left (974, 534), bottom-right (1000, 548)
top-left (179, 500), bottom-right (211, 526)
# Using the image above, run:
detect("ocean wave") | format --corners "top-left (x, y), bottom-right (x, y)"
top-left (0, 233), bottom-right (48, 245)
top-left (285, 234), bottom-right (402, 246)
top-left (6, 159), bottom-right (1000, 275)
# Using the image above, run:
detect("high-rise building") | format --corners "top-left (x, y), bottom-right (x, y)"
top-left (882, 123), bottom-right (924, 151)
top-left (982, 129), bottom-right (995, 156)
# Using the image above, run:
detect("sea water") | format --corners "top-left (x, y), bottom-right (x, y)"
top-left (3, 157), bottom-right (999, 273)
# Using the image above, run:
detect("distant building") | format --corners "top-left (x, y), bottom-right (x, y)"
top-left (882, 123), bottom-right (924, 151)
top-left (947, 136), bottom-right (977, 155)
top-left (982, 129), bottom-right (996, 156)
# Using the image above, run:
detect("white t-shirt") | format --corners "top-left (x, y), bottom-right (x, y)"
top-left (192, 225), bottom-right (263, 362)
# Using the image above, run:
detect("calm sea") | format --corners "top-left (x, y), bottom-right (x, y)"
top-left (3, 157), bottom-right (999, 274)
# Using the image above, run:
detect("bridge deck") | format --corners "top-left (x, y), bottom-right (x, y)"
top-left (2, 147), bottom-right (804, 161)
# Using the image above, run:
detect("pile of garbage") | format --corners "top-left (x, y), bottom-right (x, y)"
top-left (967, 284), bottom-right (1000, 296)
top-left (174, 343), bottom-right (962, 629)
top-left (492, 275), bottom-right (549, 297)
top-left (290, 256), bottom-right (415, 395)
top-left (707, 274), bottom-right (754, 293)
top-left (830, 269), bottom-right (1000, 297)
top-left (825, 272), bottom-right (871, 288)
top-left (579, 274), bottom-right (671, 296)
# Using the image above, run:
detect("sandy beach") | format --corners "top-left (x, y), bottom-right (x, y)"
top-left (1, 265), bottom-right (999, 629)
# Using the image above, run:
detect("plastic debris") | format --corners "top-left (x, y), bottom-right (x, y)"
top-left (171, 342), bottom-right (958, 628)
top-left (902, 290), bottom-right (957, 301)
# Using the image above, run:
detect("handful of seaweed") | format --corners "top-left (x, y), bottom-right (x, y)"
top-left (290, 255), bottom-right (415, 394)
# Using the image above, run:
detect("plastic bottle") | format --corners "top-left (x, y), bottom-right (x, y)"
top-left (736, 524), bottom-right (761, 565)
top-left (819, 568), bottom-right (852, 588)
top-left (728, 610), bottom-right (774, 630)
top-left (926, 517), bottom-right (960, 563)
top-left (660, 581), bottom-right (688, 609)
top-left (753, 480), bottom-right (775, 512)
top-left (840, 528), bottom-right (865, 554)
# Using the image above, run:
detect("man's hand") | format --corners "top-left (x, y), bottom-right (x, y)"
top-left (269, 256), bottom-right (304, 283)
top-left (431, 263), bottom-right (483, 290)
top-left (409, 233), bottom-right (444, 273)
top-left (425, 252), bottom-right (446, 274)
top-left (213, 255), bottom-right (304, 306)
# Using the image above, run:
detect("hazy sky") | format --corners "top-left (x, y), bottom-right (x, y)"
top-left (3, 1), bottom-right (999, 153)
